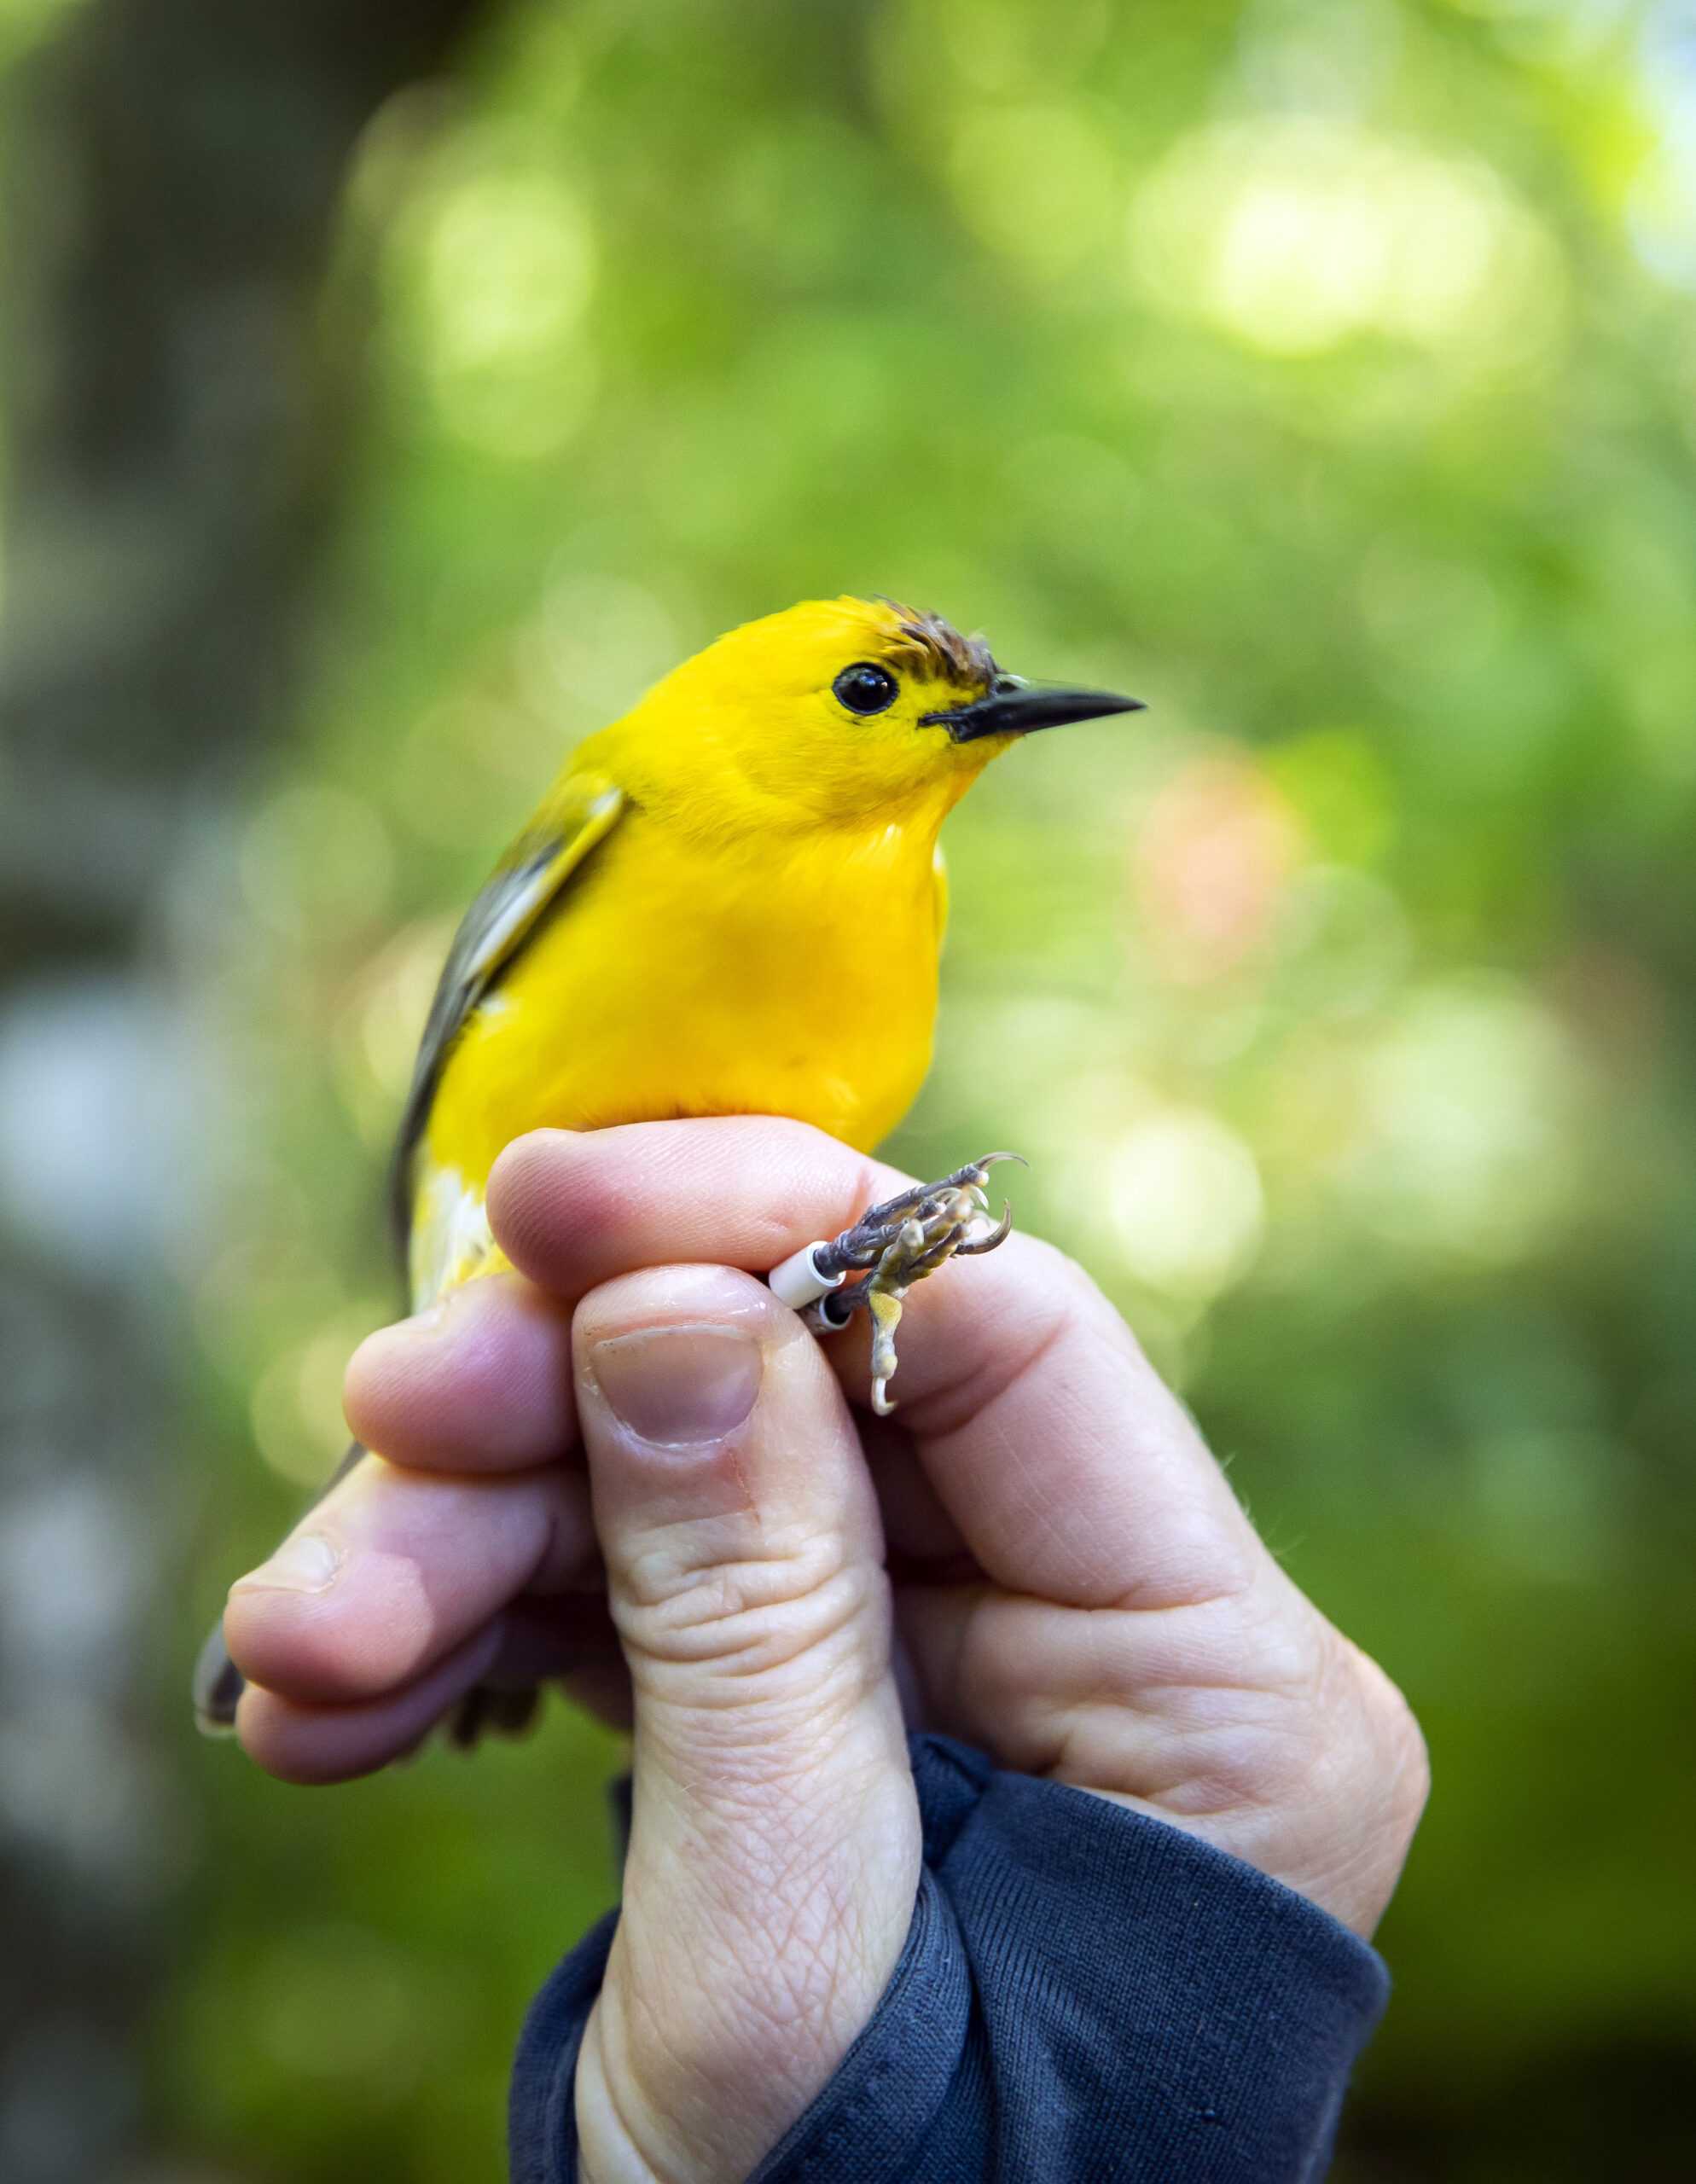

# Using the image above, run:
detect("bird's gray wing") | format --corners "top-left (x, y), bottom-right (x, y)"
top-left (386, 776), bottom-right (625, 1262)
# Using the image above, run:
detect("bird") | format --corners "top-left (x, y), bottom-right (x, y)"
top-left (195, 594), bottom-right (1140, 1740)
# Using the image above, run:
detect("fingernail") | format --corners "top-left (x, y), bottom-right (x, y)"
top-left (232, 1532), bottom-right (341, 1594)
top-left (589, 1326), bottom-right (763, 1446)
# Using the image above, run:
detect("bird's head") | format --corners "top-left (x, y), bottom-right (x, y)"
top-left (594, 595), bottom-right (1142, 833)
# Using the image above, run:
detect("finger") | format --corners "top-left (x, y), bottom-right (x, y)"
top-left (860, 1412), bottom-right (977, 1582)
top-left (343, 1270), bottom-right (577, 1473)
top-left (235, 1621), bottom-right (507, 1786)
top-left (235, 1597), bottom-right (634, 1786)
top-left (222, 1455), bottom-right (595, 1705)
top-left (486, 1118), bottom-right (882, 1295)
top-left (488, 1119), bottom-right (1258, 1609)
top-left (842, 1233), bottom-right (1261, 1612)
top-left (497, 1594), bottom-right (635, 1733)
top-left (569, 1262), bottom-right (919, 2184)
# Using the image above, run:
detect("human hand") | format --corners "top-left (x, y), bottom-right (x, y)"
top-left (222, 1118), bottom-right (1427, 2181)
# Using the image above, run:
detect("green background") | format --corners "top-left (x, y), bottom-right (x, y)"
top-left (12, 0), bottom-right (1696, 2176)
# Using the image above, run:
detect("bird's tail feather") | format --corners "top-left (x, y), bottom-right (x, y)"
top-left (192, 1615), bottom-right (247, 1736)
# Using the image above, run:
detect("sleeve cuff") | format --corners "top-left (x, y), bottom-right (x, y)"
top-left (508, 1736), bottom-right (1391, 2184)
top-left (508, 1905), bottom-right (617, 2184)
top-left (906, 1737), bottom-right (1390, 2181)
top-left (745, 1867), bottom-right (970, 2183)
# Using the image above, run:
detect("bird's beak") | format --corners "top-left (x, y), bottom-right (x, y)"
top-left (922, 675), bottom-right (1146, 743)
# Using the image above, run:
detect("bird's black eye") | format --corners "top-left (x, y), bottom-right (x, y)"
top-left (833, 661), bottom-right (900, 716)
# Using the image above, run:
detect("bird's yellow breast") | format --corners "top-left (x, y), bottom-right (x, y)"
top-left (413, 802), bottom-right (947, 1301)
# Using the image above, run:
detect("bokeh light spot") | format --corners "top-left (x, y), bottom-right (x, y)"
top-left (1132, 751), bottom-right (1306, 983)
top-left (1110, 1108), bottom-right (1266, 1298)
top-left (1345, 979), bottom-right (1581, 1262)
top-left (950, 103), bottom-right (1118, 270)
top-left (1131, 119), bottom-right (1565, 364)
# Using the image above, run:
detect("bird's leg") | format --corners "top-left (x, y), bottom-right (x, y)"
top-left (767, 1154), bottom-right (1024, 1415)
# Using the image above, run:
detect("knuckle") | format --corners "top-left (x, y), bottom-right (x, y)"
top-left (616, 1539), bottom-right (881, 1682)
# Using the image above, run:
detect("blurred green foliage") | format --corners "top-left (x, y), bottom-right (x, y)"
top-left (107, 0), bottom-right (1696, 2173)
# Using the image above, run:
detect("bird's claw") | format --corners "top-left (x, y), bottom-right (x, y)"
top-left (800, 1153), bottom-right (1025, 1414)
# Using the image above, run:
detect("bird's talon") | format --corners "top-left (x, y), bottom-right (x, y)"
top-left (957, 1200), bottom-right (1014, 1256)
top-left (793, 1153), bottom-right (1024, 1409)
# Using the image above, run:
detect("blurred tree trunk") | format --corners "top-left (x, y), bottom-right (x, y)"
top-left (0, 3), bottom-right (491, 2175)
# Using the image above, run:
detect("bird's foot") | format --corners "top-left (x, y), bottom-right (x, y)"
top-left (768, 1155), bottom-right (1025, 1414)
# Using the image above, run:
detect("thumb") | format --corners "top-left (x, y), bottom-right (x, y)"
top-left (571, 1263), bottom-right (919, 2184)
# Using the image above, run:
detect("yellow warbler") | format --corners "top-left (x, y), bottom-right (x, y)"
top-left (403, 595), bottom-right (1136, 1303)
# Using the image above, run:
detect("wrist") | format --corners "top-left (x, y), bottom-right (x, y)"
top-left (576, 1707), bottom-right (920, 2184)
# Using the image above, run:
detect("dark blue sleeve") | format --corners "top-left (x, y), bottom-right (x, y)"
top-left (509, 1734), bottom-right (1390, 2184)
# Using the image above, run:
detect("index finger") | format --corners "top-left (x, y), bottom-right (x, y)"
top-left (343, 1268), bottom-right (578, 1474)
top-left (488, 1121), bottom-right (1260, 1611)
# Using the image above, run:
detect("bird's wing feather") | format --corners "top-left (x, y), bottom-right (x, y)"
top-left (386, 775), bottom-right (625, 1256)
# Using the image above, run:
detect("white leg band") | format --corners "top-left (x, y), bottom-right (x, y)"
top-left (766, 1241), bottom-right (847, 1309)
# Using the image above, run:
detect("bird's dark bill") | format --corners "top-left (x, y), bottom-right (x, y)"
top-left (923, 677), bottom-right (1145, 741)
